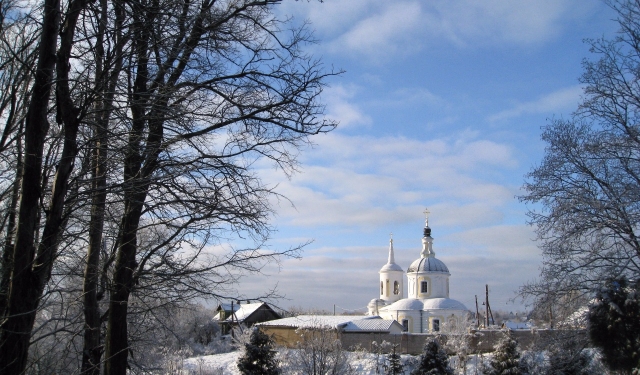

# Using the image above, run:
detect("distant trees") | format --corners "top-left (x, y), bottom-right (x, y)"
top-left (0, 0), bottom-right (338, 373)
top-left (588, 277), bottom-right (640, 374)
top-left (520, 0), bottom-right (640, 320)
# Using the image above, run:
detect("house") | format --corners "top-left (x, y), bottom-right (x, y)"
top-left (213, 301), bottom-right (281, 334)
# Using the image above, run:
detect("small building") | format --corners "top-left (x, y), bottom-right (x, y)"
top-left (213, 302), bottom-right (281, 334)
top-left (256, 315), bottom-right (403, 347)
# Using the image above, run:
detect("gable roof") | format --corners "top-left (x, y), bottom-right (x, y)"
top-left (341, 319), bottom-right (404, 333)
top-left (213, 302), bottom-right (279, 323)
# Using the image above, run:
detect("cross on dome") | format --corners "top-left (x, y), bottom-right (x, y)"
top-left (423, 208), bottom-right (430, 227)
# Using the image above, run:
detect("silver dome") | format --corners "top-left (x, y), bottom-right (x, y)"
top-left (407, 257), bottom-right (449, 274)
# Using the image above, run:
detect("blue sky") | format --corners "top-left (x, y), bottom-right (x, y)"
top-left (229, 0), bottom-right (618, 314)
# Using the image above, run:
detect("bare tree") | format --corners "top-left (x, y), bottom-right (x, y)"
top-left (519, 0), bottom-right (640, 314)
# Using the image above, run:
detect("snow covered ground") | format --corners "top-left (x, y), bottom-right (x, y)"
top-left (181, 349), bottom-right (490, 375)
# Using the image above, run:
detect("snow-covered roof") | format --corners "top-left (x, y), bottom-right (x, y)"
top-left (381, 297), bottom-right (468, 312)
top-left (383, 298), bottom-right (425, 311)
top-left (422, 297), bottom-right (468, 310)
top-left (502, 321), bottom-right (533, 330)
top-left (255, 315), bottom-right (381, 330)
top-left (341, 319), bottom-right (403, 333)
top-left (213, 303), bottom-right (269, 323)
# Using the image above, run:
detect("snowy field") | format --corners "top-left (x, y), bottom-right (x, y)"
top-left (181, 349), bottom-right (491, 375)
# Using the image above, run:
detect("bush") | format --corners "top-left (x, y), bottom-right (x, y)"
top-left (588, 276), bottom-right (640, 374)
top-left (237, 328), bottom-right (280, 375)
top-left (483, 333), bottom-right (526, 375)
top-left (411, 340), bottom-right (453, 375)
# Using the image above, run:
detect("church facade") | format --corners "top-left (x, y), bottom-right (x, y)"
top-left (367, 215), bottom-right (469, 333)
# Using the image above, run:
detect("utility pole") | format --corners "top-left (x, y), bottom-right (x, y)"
top-left (475, 295), bottom-right (480, 328)
top-left (485, 284), bottom-right (494, 326)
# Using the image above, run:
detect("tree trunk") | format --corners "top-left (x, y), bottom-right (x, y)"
top-left (81, 0), bottom-right (123, 372)
top-left (0, 0), bottom-right (89, 371)
top-left (0, 0), bottom-right (60, 371)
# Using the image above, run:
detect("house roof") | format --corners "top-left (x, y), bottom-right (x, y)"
top-left (340, 319), bottom-right (403, 333)
top-left (256, 314), bottom-right (399, 332)
top-left (213, 302), bottom-right (274, 323)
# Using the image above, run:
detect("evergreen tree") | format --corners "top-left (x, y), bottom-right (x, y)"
top-left (385, 345), bottom-right (404, 375)
top-left (483, 334), bottom-right (525, 375)
top-left (411, 340), bottom-right (453, 375)
top-left (237, 328), bottom-right (280, 375)
top-left (588, 276), bottom-right (640, 374)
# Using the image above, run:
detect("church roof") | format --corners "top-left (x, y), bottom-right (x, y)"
top-left (407, 256), bottom-right (450, 274)
top-left (380, 236), bottom-right (403, 273)
top-left (422, 297), bottom-right (467, 310)
top-left (381, 297), bottom-right (468, 312)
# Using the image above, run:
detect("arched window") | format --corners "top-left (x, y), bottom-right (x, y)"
top-left (380, 281), bottom-right (384, 295)
top-left (393, 281), bottom-right (399, 295)
top-left (432, 319), bottom-right (440, 332)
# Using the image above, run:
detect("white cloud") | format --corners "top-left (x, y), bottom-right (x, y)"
top-left (281, 0), bottom-right (598, 61)
top-left (328, 2), bottom-right (425, 61)
top-left (322, 85), bottom-right (372, 128)
top-left (489, 85), bottom-right (583, 122)
top-left (261, 133), bottom-right (518, 229)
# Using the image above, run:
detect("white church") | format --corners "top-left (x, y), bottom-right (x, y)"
top-left (367, 212), bottom-right (469, 333)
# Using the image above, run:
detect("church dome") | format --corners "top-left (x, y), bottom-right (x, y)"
top-left (380, 262), bottom-right (403, 272)
top-left (407, 257), bottom-right (449, 274)
top-left (422, 297), bottom-right (467, 310)
top-left (384, 298), bottom-right (425, 311)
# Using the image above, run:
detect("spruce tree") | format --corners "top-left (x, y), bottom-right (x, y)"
top-left (483, 333), bottom-right (524, 375)
top-left (385, 345), bottom-right (404, 375)
top-left (588, 276), bottom-right (640, 374)
top-left (411, 340), bottom-right (453, 375)
top-left (237, 328), bottom-right (280, 375)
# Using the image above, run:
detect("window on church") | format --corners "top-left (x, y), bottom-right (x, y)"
top-left (402, 319), bottom-right (409, 332)
top-left (432, 319), bottom-right (440, 332)
top-left (393, 281), bottom-right (399, 295)
top-left (421, 281), bottom-right (428, 293)
top-left (386, 280), bottom-right (390, 297)
top-left (380, 281), bottom-right (383, 296)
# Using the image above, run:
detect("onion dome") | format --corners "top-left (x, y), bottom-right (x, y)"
top-left (407, 257), bottom-right (449, 273)
top-left (407, 216), bottom-right (450, 274)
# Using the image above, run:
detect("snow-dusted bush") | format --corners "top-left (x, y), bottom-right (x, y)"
top-left (237, 328), bottom-right (280, 375)
top-left (482, 333), bottom-right (527, 375)
top-left (411, 340), bottom-right (453, 375)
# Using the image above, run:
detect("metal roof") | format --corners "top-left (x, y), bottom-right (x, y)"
top-left (341, 319), bottom-right (403, 332)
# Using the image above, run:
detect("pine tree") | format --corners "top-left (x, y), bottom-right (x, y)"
top-left (411, 340), bottom-right (453, 375)
top-left (483, 333), bottom-right (525, 375)
top-left (385, 345), bottom-right (404, 375)
top-left (237, 328), bottom-right (280, 375)
top-left (588, 276), bottom-right (640, 374)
